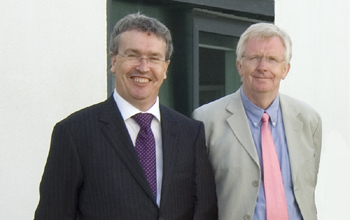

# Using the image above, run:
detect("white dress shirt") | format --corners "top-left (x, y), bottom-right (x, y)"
top-left (113, 89), bottom-right (163, 206)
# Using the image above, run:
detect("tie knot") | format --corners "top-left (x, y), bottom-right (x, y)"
top-left (133, 113), bottom-right (154, 129)
top-left (262, 113), bottom-right (270, 122)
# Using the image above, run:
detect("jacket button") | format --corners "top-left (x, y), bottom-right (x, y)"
top-left (244, 215), bottom-right (251, 220)
top-left (252, 180), bottom-right (259, 187)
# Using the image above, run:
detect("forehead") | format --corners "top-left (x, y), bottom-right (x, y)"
top-left (119, 30), bottom-right (166, 54)
top-left (245, 36), bottom-right (285, 56)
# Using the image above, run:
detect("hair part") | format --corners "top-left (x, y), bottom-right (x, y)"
top-left (236, 23), bottom-right (292, 64)
top-left (109, 12), bottom-right (173, 61)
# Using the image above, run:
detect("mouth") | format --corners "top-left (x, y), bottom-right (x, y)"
top-left (253, 75), bottom-right (272, 80)
top-left (132, 76), bottom-right (150, 84)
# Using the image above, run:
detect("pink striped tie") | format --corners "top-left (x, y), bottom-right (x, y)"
top-left (261, 113), bottom-right (289, 220)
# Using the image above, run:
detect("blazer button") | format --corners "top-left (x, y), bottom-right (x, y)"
top-left (159, 218), bottom-right (164, 220)
top-left (244, 215), bottom-right (251, 220)
top-left (252, 180), bottom-right (259, 187)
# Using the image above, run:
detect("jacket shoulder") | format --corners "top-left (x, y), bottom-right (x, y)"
top-left (161, 105), bottom-right (202, 127)
top-left (192, 93), bottom-right (237, 119)
top-left (280, 93), bottom-right (321, 122)
top-left (56, 97), bottom-right (115, 129)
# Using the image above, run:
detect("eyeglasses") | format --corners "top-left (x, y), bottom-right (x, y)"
top-left (117, 52), bottom-right (167, 67)
top-left (243, 55), bottom-right (285, 67)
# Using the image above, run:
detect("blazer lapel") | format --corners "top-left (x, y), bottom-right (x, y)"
top-left (226, 89), bottom-right (260, 167)
top-left (99, 96), bottom-right (156, 202)
top-left (280, 94), bottom-right (303, 186)
top-left (158, 106), bottom-right (179, 201)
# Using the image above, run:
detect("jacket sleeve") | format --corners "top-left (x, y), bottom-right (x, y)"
top-left (193, 122), bottom-right (218, 220)
top-left (34, 122), bottom-right (83, 220)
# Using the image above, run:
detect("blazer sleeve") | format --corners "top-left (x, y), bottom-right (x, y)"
top-left (34, 122), bottom-right (83, 220)
top-left (193, 122), bottom-right (218, 220)
top-left (313, 115), bottom-right (322, 173)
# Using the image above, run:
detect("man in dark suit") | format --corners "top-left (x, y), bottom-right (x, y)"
top-left (34, 13), bottom-right (217, 220)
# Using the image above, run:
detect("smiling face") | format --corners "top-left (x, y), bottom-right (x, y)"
top-left (237, 36), bottom-right (290, 108)
top-left (110, 30), bottom-right (170, 111)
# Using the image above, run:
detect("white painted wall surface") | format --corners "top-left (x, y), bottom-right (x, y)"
top-left (2, 0), bottom-right (349, 219)
top-left (0, 1), bottom-right (107, 219)
top-left (275, 1), bottom-right (350, 219)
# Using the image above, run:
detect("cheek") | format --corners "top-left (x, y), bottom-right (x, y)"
top-left (240, 69), bottom-right (252, 80)
top-left (155, 71), bottom-right (166, 82)
top-left (115, 62), bottom-right (133, 77)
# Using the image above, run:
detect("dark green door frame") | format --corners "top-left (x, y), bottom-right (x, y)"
top-left (192, 9), bottom-right (262, 109)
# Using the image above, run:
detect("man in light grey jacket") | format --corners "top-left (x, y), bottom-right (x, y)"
top-left (193, 23), bottom-right (322, 220)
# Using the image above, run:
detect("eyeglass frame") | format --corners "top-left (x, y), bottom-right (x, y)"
top-left (242, 55), bottom-right (286, 67)
top-left (116, 51), bottom-right (168, 67)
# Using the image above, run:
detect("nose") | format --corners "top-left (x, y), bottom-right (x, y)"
top-left (257, 58), bottom-right (268, 70)
top-left (135, 57), bottom-right (151, 72)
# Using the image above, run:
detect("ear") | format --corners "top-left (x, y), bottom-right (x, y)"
top-left (110, 55), bottom-right (117, 73)
top-left (236, 60), bottom-right (244, 77)
top-left (163, 60), bottom-right (170, 79)
top-left (281, 63), bottom-right (290, 80)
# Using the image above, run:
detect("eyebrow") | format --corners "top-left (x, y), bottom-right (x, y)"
top-left (123, 48), bottom-right (164, 57)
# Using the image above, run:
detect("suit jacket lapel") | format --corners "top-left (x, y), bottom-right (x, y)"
top-left (99, 96), bottom-right (156, 202)
top-left (226, 89), bottom-right (260, 167)
top-left (158, 106), bottom-right (179, 202)
top-left (280, 94), bottom-right (303, 185)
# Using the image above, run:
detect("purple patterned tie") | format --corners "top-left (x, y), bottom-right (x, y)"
top-left (133, 113), bottom-right (157, 198)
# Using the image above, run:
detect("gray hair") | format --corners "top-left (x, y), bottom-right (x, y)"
top-left (236, 23), bottom-right (292, 64)
top-left (109, 12), bottom-right (173, 60)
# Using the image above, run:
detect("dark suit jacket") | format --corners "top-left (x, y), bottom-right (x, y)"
top-left (35, 96), bottom-right (217, 220)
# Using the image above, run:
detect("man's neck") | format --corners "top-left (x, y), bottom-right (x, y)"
top-left (113, 89), bottom-right (159, 112)
top-left (127, 98), bottom-right (157, 112)
top-left (243, 88), bottom-right (278, 110)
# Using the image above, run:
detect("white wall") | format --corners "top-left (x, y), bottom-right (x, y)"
top-left (2, 0), bottom-right (349, 219)
top-left (0, 1), bottom-right (107, 219)
top-left (275, 1), bottom-right (350, 219)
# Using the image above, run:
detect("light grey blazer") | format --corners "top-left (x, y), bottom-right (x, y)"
top-left (192, 88), bottom-right (322, 220)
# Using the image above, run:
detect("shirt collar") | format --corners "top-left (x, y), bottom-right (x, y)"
top-left (113, 89), bottom-right (161, 122)
top-left (240, 86), bottom-right (280, 127)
